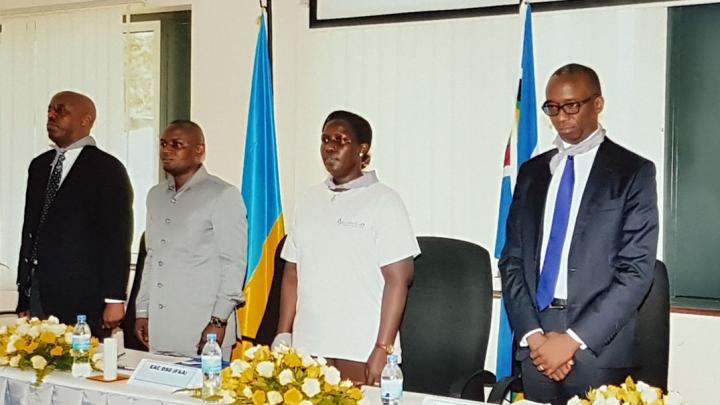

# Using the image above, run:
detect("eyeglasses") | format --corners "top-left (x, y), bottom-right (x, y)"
top-left (541, 95), bottom-right (599, 117)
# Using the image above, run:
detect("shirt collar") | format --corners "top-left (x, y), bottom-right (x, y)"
top-left (324, 170), bottom-right (379, 191)
top-left (167, 165), bottom-right (208, 193)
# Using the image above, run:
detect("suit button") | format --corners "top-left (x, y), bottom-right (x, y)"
top-left (157, 282), bottom-right (163, 288)
top-left (158, 261), bottom-right (164, 267)
top-left (569, 268), bottom-right (577, 273)
top-left (165, 218), bottom-right (172, 224)
top-left (33, 259), bottom-right (38, 265)
top-left (24, 258), bottom-right (29, 263)
top-left (159, 304), bottom-right (165, 309)
top-left (28, 233), bottom-right (33, 239)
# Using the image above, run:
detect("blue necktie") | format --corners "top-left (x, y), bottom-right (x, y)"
top-left (536, 155), bottom-right (574, 311)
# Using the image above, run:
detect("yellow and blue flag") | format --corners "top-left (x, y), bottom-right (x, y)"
top-left (238, 15), bottom-right (285, 342)
top-left (495, 2), bottom-right (538, 380)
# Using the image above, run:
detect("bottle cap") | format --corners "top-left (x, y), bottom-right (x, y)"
top-left (387, 354), bottom-right (399, 364)
top-left (207, 333), bottom-right (217, 341)
top-left (77, 314), bottom-right (87, 322)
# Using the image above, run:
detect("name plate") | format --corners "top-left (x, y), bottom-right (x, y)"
top-left (128, 359), bottom-right (202, 391)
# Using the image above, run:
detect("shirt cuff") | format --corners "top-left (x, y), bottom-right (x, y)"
top-left (519, 328), bottom-right (544, 347)
top-left (566, 328), bottom-right (587, 350)
top-left (105, 298), bottom-right (124, 303)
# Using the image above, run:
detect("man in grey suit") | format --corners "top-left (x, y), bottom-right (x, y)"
top-left (135, 120), bottom-right (247, 360)
top-left (500, 64), bottom-right (659, 404)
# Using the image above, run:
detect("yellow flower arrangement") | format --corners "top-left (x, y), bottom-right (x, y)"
top-left (193, 344), bottom-right (364, 405)
top-left (567, 376), bottom-right (688, 405)
top-left (0, 316), bottom-right (99, 384)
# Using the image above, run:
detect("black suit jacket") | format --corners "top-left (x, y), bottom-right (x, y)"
top-left (16, 145), bottom-right (133, 330)
top-left (499, 138), bottom-right (659, 367)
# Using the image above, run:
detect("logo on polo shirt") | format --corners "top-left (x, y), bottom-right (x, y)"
top-left (337, 217), bottom-right (366, 229)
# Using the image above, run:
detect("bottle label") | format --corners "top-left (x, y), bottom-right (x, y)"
top-left (72, 335), bottom-right (91, 351)
top-left (381, 379), bottom-right (403, 401)
top-left (202, 355), bottom-right (222, 374)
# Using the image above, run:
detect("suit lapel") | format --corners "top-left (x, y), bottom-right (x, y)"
top-left (568, 140), bottom-right (615, 258)
top-left (50, 146), bottom-right (92, 209)
top-left (526, 151), bottom-right (555, 292)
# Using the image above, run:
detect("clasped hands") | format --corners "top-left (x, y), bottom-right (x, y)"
top-left (527, 331), bottom-right (580, 381)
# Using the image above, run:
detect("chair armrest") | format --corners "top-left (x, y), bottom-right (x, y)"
top-left (448, 369), bottom-right (496, 402)
top-left (487, 375), bottom-right (523, 404)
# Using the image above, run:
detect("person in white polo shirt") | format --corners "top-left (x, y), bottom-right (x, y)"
top-left (272, 110), bottom-right (420, 384)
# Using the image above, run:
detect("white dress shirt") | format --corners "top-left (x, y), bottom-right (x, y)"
top-left (521, 127), bottom-right (603, 349)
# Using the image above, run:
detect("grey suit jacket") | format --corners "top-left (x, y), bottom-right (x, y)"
top-left (136, 166), bottom-right (247, 356)
top-left (499, 138), bottom-right (659, 367)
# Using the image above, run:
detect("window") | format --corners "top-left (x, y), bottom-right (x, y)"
top-left (125, 21), bottom-right (161, 255)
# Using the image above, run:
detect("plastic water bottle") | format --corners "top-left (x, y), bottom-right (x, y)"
top-left (201, 333), bottom-right (223, 400)
top-left (71, 314), bottom-right (92, 377)
top-left (381, 354), bottom-right (403, 405)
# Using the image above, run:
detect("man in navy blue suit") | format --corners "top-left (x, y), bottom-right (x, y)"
top-left (500, 64), bottom-right (659, 405)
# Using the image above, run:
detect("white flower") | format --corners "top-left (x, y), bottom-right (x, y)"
top-left (267, 391), bottom-right (283, 404)
top-left (597, 385), bottom-right (608, 392)
top-left (27, 325), bottom-right (40, 338)
top-left (9, 355), bottom-right (21, 367)
top-left (256, 361), bottom-right (274, 377)
top-left (92, 352), bottom-right (103, 362)
top-left (244, 345), bottom-right (260, 360)
top-left (664, 391), bottom-right (686, 405)
top-left (48, 324), bottom-right (66, 336)
top-left (95, 360), bottom-right (104, 371)
top-left (302, 378), bottom-right (321, 398)
top-left (230, 360), bottom-right (251, 377)
top-left (243, 386), bottom-right (253, 398)
top-left (604, 397), bottom-right (620, 405)
top-left (567, 396), bottom-right (583, 405)
top-left (340, 379), bottom-right (353, 388)
top-left (222, 391), bottom-right (236, 404)
top-left (299, 401), bottom-right (313, 405)
top-left (296, 348), bottom-right (315, 367)
top-left (0, 357), bottom-right (9, 366)
top-left (64, 332), bottom-right (73, 345)
top-left (47, 316), bottom-right (59, 324)
top-left (591, 396), bottom-right (607, 405)
top-left (30, 317), bottom-right (39, 322)
top-left (0, 325), bottom-right (7, 334)
top-left (278, 368), bottom-right (295, 385)
top-left (322, 366), bottom-right (341, 385)
top-left (6, 335), bottom-right (19, 353)
top-left (15, 317), bottom-right (27, 325)
top-left (316, 356), bottom-right (327, 366)
top-left (16, 323), bottom-right (30, 336)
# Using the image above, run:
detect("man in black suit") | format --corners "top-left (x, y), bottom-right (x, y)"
top-left (16, 91), bottom-right (133, 337)
top-left (500, 64), bottom-right (659, 404)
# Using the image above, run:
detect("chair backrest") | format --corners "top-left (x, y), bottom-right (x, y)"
top-left (253, 236), bottom-right (287, 345)
top-left (633, 260), bottom-right (670, 390)
top-left (400, 236), bottom-right (493, 396)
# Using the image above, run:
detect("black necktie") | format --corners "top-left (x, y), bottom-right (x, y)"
top-left (30, 152), bottom-right (66, 266)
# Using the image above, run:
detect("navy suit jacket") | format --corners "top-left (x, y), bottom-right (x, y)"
top-left (499, 138), bottom-right (659, 367)
top-left (16, 145), bottom-right (133, 330)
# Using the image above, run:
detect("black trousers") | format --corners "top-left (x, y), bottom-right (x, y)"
top-left (519, 308), bottom-right (631, 405)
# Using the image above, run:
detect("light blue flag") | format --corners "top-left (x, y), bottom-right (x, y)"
top-left (495, 3), bottom-right (538, 380)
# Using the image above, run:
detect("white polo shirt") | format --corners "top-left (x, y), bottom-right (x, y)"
top-left (282, 171), bottom-right (420, 362)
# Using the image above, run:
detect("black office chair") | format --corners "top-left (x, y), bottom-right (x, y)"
top-left (487, 259), bottom-right (671, 403)
top-left (253, 236), bottom-right (287, 345)
top-left (632, 260), bottom-right (670, 390)
top-left (400, 236), bottom-right (496, 401)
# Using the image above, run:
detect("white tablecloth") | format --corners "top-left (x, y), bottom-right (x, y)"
top-left (0, 351), bottom-right (494, 405)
